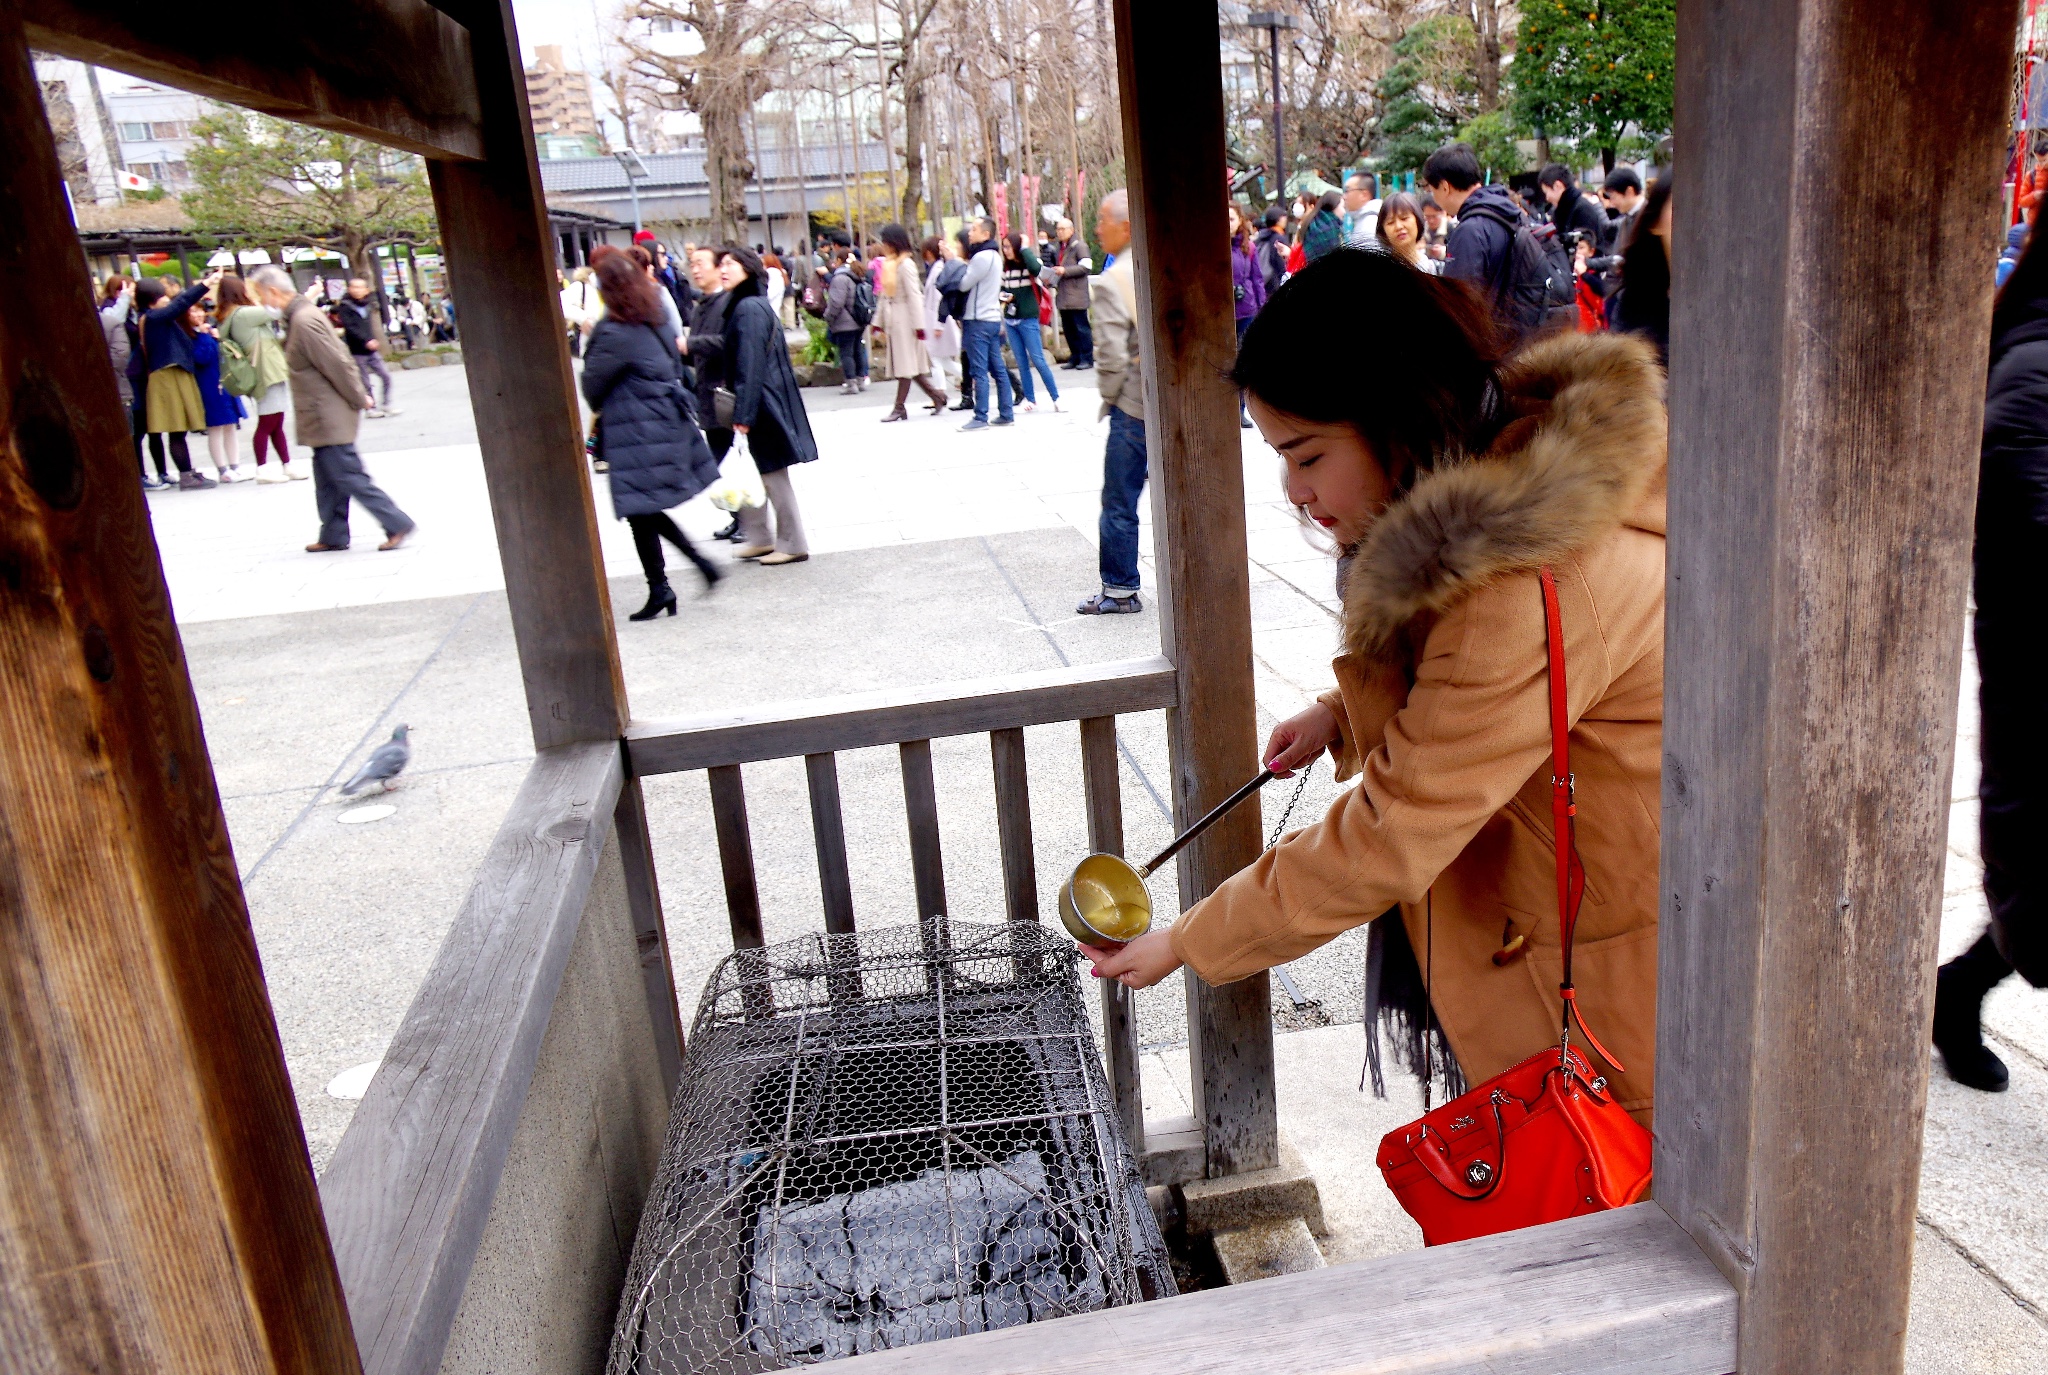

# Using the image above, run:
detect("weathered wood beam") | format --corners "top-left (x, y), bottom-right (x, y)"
top-left (0, 15), bottom-right (359, 1372)
top-left (625, 655), bottom-right (1178, 774)
top-left (823, 1204), bottom-right (1734, 1375)
top-left (429, 0), bottom-right (629, 748)
top-left (1661, 2), bottom-right (2015, 1370)
top-left (26, 0), bottom-right (482, 162)
top-left (320, 742), bottom-right (622, 1375)
top-left (1112, 0), bottom-right (1275, 1178)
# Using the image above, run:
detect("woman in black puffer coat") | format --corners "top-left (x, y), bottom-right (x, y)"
top-left (1932, 220), bottom-right (2048, 1092)
top-left (582, 252), bottom-right (723, 618)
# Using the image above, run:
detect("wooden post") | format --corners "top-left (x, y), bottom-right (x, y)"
top-left (1111, 0), bottom-right (1274, 1177)
top-left (0, 14), bottom-right (359, 1372)
top-left (426, 0), bottom-right (627, 750)
top-left (1660, 3), bottom-right (2014, 1370)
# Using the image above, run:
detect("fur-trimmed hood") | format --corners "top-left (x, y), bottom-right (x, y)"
top-left (1342, 332), bottom-right (1667, 662)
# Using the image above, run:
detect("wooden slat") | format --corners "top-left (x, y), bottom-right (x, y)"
top-left (1659, 4), bottom-right (2014, 1369)
top-left (1081, 715), bottom-right (1143, 1153)
top-left (612, 771), bottom-right (683, 1095)
top-left (0, 18), bottom-right (360, 1373)
top-left (626, 656), bottom-right (1178, 774)
top-left (990, 728), bottom-right (1038, 922)
top-left (1113, 0), bottom-right (1275, 1178)
top-left (899, 739), bottom-right (947, 921)
top-left (706, 765), bottom-right (765, 950)
top-left (824, 1204), bottom-right (1735, 1375)
top-left (429, 0), bottom-right (628, 750)
top-left (321, 742), bottom-right (622, 1375)
top-left (806, 753), bottom-right (857, 936)
top-left (26, 0), bottom-right (481, 161)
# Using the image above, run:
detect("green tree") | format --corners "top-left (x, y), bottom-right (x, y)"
top-left (185, 111), bottom-right (435, 280)
top-left (1374, 14), bottom-right (1480, 176)
top-left (1512, 0), bottom-right (1674, 174)
top-left (1456, 110), bottom-right (1531, 182)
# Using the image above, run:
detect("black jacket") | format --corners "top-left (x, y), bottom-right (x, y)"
top-left (1550, 183), bottom-right (1608, 251)
top-left (1254, 226), bottom-right (1288, 299)
top-left (1442, 183), bottom-right (1522, 301)
top-left (334, 295), bottom-right (382, 357)
top-left (1975, 305), bottom-right (2048, 983)
top-left (581, 316), bottom-right (720, 519)
top-left (685, 291), bottom-right (734, 426)
top-left (727, 293), bottom-right (818, 474)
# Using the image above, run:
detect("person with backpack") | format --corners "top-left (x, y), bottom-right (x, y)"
top-left (1426, 142), bottom-right (1570, 342)
top-left (1255, 204), bottom-right (1291, 297)
top-left (138, 271), bottom-right (221, 490)
top-left (217, 275), bottom-right (304, 483)
top-left (823, 247), bottom-right (873, 394)
top-left (932, 235), bottom-right (975, 411)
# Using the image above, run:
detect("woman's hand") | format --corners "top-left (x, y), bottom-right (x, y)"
top-left (1078, 929), bottom-right (1183, 989)
top-left (1263, 700), bottom-right (1340, 778)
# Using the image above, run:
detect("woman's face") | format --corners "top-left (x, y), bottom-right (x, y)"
top-left (1228, 206), bottom-right (1244, 239)
top-left (1247, 396), bottom-right (1398, 546)
top-left (717, 256), bottom-right (748, 290)
top-left (1383, 209), bottom-right (1418, 250)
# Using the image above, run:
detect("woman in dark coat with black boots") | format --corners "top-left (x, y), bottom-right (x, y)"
top-left (1931, 221), bottom-right (2048, 1092)
top-left (581, 252), bottom-right (723, 619)
top-left (718, 244), bottom-right (819, 566)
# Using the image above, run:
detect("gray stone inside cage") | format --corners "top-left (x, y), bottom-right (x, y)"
top-left (607, 921), bottom-right (1175, 1373)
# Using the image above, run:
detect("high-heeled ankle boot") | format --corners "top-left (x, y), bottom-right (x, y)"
top-left (629, 580), bottom-right (678, 620)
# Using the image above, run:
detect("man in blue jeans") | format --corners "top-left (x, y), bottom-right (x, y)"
top-left (1077, 190), bottom-right (1146, 615)
top-left (957, 218), bottom-right (1014, 430)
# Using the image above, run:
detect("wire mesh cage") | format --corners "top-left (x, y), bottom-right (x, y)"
top-left (606, 920), bottom-right (1176, 1373)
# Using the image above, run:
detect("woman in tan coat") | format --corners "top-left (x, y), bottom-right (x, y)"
top-left (1083, 250), bottom-right (1667, 1123)
top-left (876, 223), bottom-right (949, 422)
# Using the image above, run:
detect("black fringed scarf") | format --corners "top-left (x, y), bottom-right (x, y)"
top-left (1362, 905), bottom-right (1466, 1105)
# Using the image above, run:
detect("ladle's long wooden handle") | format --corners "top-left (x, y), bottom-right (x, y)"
top-left (1136, 769), bottom-right (1275, 879)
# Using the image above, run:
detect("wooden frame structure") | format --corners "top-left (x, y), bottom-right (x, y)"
top-left (0, 0), bottom-right (2016, 1371)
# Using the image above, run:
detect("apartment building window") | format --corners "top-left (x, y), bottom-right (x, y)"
top-left (120, 121), bottom-right (151, 141)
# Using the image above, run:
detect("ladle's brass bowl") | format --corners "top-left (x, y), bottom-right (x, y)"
top-left (1057, 852), bottom-right (1154, 946)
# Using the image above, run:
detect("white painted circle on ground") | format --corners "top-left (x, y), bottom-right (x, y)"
top-left (326, 1060), bottom-right (380, 1099)
top-left (338, 803), bottom-right (397, 824)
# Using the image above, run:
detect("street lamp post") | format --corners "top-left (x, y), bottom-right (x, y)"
top-left (1245, 12), bottom-right (1298, 205)
top-left (614, 148), bottom-right (650, 234)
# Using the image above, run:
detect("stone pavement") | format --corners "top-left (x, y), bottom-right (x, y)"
top-left (152, 360), bottom-right (2047, 1362)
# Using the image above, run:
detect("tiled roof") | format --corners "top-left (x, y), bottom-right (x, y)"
top-left (538, 143), bottom-right (887, 194)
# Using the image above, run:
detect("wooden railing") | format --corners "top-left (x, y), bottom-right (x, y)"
top-left (624, 654), bottom-right (1178, 1152)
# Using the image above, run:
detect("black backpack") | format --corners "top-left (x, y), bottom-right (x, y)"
top-left (846, 269), bottom-right (876, 328)
top-left (1459, 201), bottom-right (1576, 335)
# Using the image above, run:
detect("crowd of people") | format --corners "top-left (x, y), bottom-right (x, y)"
top-left (96, 265), bottom-right (420, 552)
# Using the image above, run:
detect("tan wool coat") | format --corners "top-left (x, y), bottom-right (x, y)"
top-left (877, 255), bottom-right (930, 380)
top-left (283, 296), bottom-right (368, 448)
top-left (1170, 333), bottom-right (1668, 1121)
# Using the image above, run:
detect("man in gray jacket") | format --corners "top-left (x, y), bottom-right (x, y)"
top-left (1077, 190), bottom-right (1146, 615)
top-left (956, 218), bottom-right (1014, 430)
top-left (1046, 218), bottom-right (1093, 369)
top-left (252, 266), bottom-right (415, 552)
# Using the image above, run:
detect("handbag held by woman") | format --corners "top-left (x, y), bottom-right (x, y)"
top-left (1376, 567), bottom-right (1652, 1247)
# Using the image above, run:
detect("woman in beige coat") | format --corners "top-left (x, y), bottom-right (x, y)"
top-left (876, 222), bottom-right (948, 422)
top-left (1083, 251), bottom-right (1667, 1124)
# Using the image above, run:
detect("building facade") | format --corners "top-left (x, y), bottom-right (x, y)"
top-left (524, 44), bottom-right (600, 152)
top-left (104, 77), bottom-right (209, 192)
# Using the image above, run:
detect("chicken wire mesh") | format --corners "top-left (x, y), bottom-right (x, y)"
top-left (606, 919), bottom-right (1175, 1373)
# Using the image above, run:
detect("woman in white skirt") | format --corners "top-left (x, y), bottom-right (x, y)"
top-left (920, 234), bottom-right (963, 407)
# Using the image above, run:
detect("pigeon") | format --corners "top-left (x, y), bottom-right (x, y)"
top-left (341, 725), bottom-right (411, 795)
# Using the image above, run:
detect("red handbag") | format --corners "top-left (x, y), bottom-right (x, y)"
top-left (1376, 566), bottom-right (1653, 1247)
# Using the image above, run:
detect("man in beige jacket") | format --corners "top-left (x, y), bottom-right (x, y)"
top-left (1075, 190), bottom-right (1147, 616)
top-left (251, 267), bottom-right (414, 552)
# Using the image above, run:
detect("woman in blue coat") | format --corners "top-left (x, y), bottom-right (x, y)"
top-left (581, 252), bottom-right (723, 619)
top-left (717, 244), bottom-right (818, 565)
top-left (188, 299), bottom-right (249, 482)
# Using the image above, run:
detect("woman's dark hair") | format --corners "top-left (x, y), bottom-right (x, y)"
top-left (1374, 193), bottom-right (1426, 253)
top-left (1615, 175), bottom-right (1672, 344)
top-left (627, 243), bottom-right (654, 271)
top-left (717, 244), bottom-right (765, 300)
top-left (1231, 249), bottom-right (1505, 487)
top-left (1993, 216), bottom-right (2048, 353)
top-left (1317, 189), bottom-right (1344, 216)
top-left (954, 227), bottom-right (974, 254)
top-left (920, 235), bottom-right (943, 260)
top-left (134, 276), bottom-right (166, 308)
top-left (594, 250), bottom-right (661, 324)
top-left (1002, 232), bottom-right (1024, 259)
top-left (880, 222), bottom-right (914, 255)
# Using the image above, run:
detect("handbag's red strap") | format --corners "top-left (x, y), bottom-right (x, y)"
top-left (1540, 567), bottom-right (1625, 1075)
